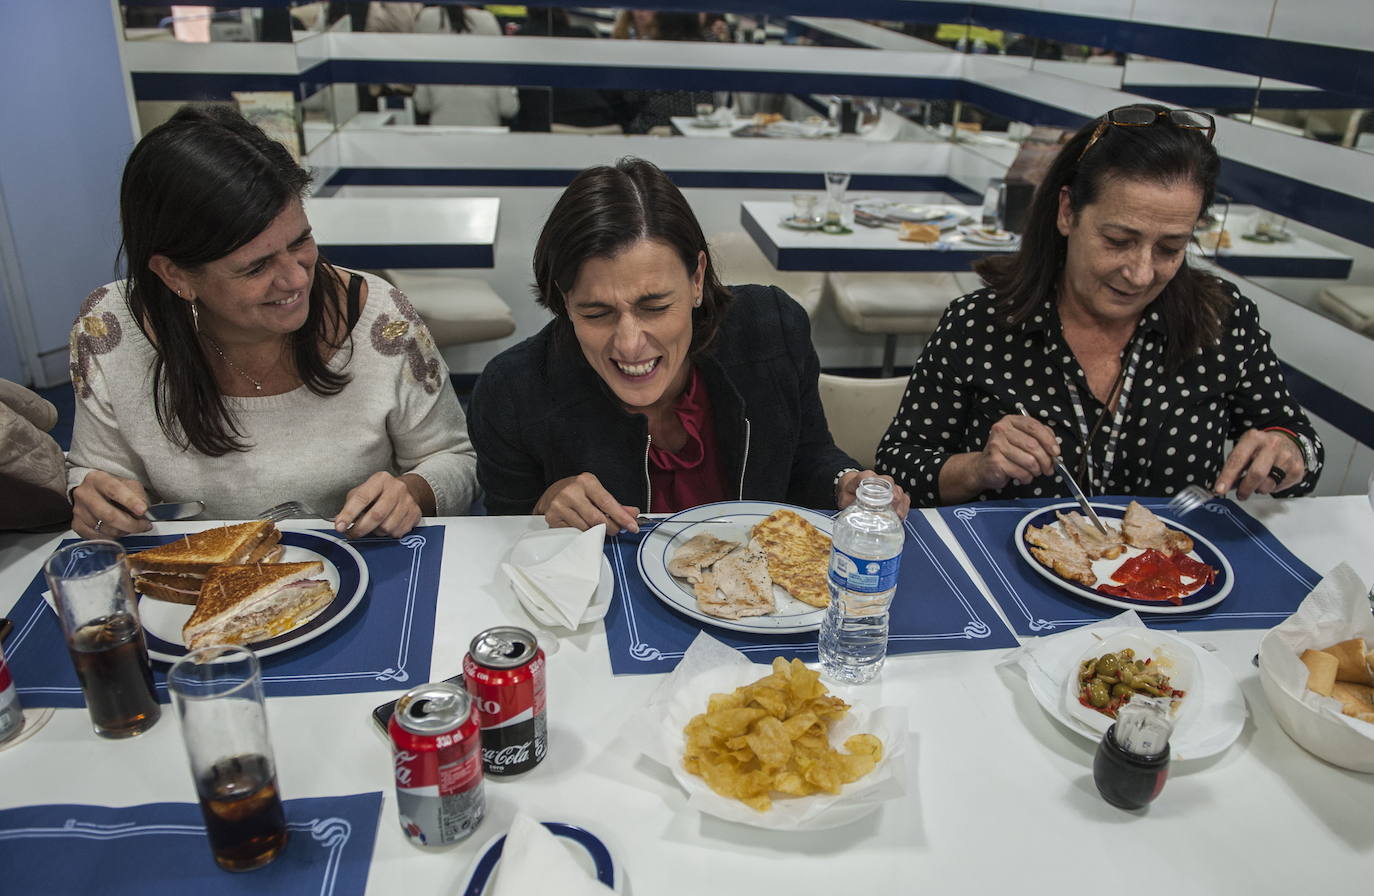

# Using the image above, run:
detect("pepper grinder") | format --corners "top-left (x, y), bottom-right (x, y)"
top-left (1093, 698), bottom-right (1172, 810)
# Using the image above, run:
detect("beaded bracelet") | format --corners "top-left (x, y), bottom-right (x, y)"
top-left (1263, 426), bottom-right (1314, 472)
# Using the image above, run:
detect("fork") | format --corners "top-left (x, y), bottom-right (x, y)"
top-left (1166, 484), bottom-right (1216, 518)
top-left (256, 500), bottom-right (322, 523)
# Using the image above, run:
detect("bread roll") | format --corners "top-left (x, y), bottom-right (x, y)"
top-left (1326, 638), bottom-right (1373, 685)
top-left (898, 222), bottom-right (940, 243)
top-left (1330, 681), bottom-right (1374, 722)
top-left (1300, 649), bottom-right (1339, 697)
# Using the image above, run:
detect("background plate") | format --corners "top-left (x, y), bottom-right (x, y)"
top-left (1013, 502), bottom-right (1233, 614)
top-left (636, 501), bottom-right (832, 634)
top-left (138, 527), bottom-right (368, 662)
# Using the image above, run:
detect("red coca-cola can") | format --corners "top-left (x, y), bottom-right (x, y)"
top-left (0, 643), bottom-right (24, 745)
top-left (463, 626), bottom-right (547, 776)
top-left (388, 681), bottom-right (484, 847)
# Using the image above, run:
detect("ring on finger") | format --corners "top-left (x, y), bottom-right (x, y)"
top-left (94, 519), bottom-right (104, 533)
top-left (1268, 465), bottom-right (1287, 486)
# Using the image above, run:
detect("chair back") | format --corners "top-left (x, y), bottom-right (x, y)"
top-left (817, 373), bottom-right (909, 469)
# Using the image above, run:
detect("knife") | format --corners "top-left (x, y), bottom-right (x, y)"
top-left (1053, 457), bottom-right (1111, 537)
top-left (142, 501), bottom-right (206, 522)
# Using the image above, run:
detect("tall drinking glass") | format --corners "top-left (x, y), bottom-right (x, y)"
top-left (168, 646), bottom-right (288, 872)
top-left (44, 540), bottom-right (160, 738)
top-left (824, 170), bottom-right (852, 225)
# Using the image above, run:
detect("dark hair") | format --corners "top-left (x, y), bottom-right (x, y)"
top-left (119, 104), bottom-right (350, 456)
top-left (976, 104), bottom-right (1230, 372)
top-left (653, 12), bottom-right (704, 41)
top-left (532, 157), bottom-right (733, 355)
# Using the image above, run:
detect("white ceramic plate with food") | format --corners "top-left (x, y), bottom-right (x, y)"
top-left (459, 821), bottom-right (621, 895)
top-left (1014, 502), bottom-right (1234, 614)
top-left (1021, 625), bottom-right (1245, 759)
top-left (779, 215), bottom-right (823, 231)
top-left (137, 527), bottom-right (368, 663)
top-left (635, 501), bottom-right (832, 634)
top-left (1063, 628), bottom-right (1202, 736)
top-left (958, 225), bottom-right (1018, 245)
top-left (505, 537), bottom-right (614, 629)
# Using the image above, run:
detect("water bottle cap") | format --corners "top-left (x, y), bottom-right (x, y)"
top-left (856, 477), bottom-right (893, 508)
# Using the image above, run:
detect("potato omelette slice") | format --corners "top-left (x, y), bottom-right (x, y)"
top-left (750, 509), bottom-right (831, 608)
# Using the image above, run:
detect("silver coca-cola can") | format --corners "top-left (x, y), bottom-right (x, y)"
top-left (0, 642), bottom-right (23, 745)
top-left (388, 681), bottom-right (484, 847)
top-left (463, 626), bottom-right (547, 776)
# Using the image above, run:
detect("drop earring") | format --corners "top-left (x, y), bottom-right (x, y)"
top-left (189, 298), bottom-right (200, 333)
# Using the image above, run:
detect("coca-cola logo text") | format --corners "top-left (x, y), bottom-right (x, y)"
top-left (393, 749), bottom-right (418, 786)
top-left (475, 697), bottom-right (501, 716)
top-left (485, 741), bottom-right (531, 768)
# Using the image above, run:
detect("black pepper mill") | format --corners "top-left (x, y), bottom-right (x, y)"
top-left (1093, 698), bottom-right (1172, 810)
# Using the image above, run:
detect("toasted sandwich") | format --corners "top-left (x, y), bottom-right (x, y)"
top-left (130, 521), bottom-right (282, 605)
top-left (182, 561), bottom-right (335, 650)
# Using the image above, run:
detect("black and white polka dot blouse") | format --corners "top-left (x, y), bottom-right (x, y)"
top-left (874, 281), bottom-right (1324, 506)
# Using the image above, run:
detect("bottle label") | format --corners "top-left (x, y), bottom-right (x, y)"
top-left (829, 550), bottom-right (900, 594)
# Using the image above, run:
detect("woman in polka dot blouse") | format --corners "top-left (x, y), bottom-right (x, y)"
top-left (876, 104), bottom-right (1322, 506)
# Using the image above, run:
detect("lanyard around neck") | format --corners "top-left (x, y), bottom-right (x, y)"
top-left (1063, 335), bottom-right (1143, 494)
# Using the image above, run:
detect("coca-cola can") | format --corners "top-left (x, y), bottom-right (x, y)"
top-left (463, 626), bottom-right (547, 776)
top-left (388, 681), bottom-right (484, 847)
top-left (0, 642), bottom-right (24, 745)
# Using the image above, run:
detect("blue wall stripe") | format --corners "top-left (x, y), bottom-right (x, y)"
top-left (1124, 85), bottom-right (1366, 111)
top-left (1217, 158), bottom-right (1374, 248)
top-left (319, 59), bottom-right (957, 99)
top-left (130, 71), bottom-right (301, 100)
top-left (970, 6), bottom-right (1374, 103)
top-left (324, 167), bottom-right (981, 202)
top-left (1282, 362), bottom-right (1374, 450)
top-left (320, 243), bottom-right (493, 269)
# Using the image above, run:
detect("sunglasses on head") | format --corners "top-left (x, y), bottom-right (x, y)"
top-left (1077, 106), bottom-right (1216, 163)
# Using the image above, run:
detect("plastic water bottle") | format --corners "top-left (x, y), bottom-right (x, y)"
top-left (819, 478), bottom-right (904, 684)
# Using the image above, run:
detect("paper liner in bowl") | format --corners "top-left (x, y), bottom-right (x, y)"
top-left (622, 632), bottom-right (909, 831)
top-left (1256, 563), bottom-right (1374, 773)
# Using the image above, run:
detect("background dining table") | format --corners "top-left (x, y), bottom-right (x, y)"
top-left (1, 496), bottom-right (1371, 893)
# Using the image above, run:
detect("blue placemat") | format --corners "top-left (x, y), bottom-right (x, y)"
top-left (938, 496), bottom-right (1321, 635)
top-left (5, 527), bottom-right (444, 707)
top-left (0, 792), bottom-right (383, 894)
top-left (602, 510), bottom-right (1017, 675)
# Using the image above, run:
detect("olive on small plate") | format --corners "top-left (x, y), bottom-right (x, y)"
top-left (1063, 629), bottom-right (1202, 737)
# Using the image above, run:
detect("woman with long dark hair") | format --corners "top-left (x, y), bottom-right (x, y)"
top-left (469, 157), bottom-right (908, 530)
top-left (876, 104), bottom-right (1322, 505)
top-left (67, 105), bottom-right (477, 538)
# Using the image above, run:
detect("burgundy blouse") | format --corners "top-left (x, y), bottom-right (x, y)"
top-left (647, 367), bottom-right (728, 512)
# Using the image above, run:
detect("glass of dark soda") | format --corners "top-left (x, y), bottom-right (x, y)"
top-left (44, 540), bottom-right (161, 738)
top-left (167, 646), bottom-right (288, 872)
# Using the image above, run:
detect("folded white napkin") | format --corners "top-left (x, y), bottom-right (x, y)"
top-left (501, 525), bottom-right (605, 629)
top-left (491, 813), bottom-right (610, 896)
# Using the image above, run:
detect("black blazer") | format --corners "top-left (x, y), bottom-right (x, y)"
top-left (470, 284), bottom-right (857, 515)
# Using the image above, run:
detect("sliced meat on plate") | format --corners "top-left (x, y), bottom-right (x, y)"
top-left (1025, 523), bottom-right (1096, 587)
top-left (1120, 500), bottom-right (1194, 555)
top-left (668, 533), bottom-right (740, 583)
top-left (696, 539), bottom-right (776, 620)
top-left (1055, 511), bottom-right (1126, 560)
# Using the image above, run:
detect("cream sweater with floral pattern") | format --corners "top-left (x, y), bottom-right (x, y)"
top-left (67, 271), bottom-right (478, 519)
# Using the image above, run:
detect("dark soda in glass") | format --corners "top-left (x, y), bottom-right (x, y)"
top-left (196, 753), bottom-right (288, 871)
top-left (67, 613), bottom-right (160, 738)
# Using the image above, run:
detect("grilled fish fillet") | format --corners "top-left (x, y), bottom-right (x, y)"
top-left (1025, 523), bottom-right (1096, 587)
top-left (668, 534), bottom-right (740, 583)
top-left (696, 540), bottom-right (775, 620)
top-left (1055, 511), bottom-right (1126, 560)
top-left (1121, 500), bottom-right (1194, 554)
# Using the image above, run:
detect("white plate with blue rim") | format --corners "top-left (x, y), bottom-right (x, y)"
top-left (135, 527), bottom-right (368, 663)
top-left (635, 500), bottom-right (833, 634)
top-left (459, 822), bottom-right (621, 894)
top-left (1013, 502), bottom-right (1233, 615)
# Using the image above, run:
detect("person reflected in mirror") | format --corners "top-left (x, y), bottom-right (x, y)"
top-left (876, 104), bottom-right (1322, 506)
top-left (0, 379), bottom-right (71, 531)
top-left (469, 158), bottom-right (909, 531)
top-left (67, 105), bottom-right (477, 540)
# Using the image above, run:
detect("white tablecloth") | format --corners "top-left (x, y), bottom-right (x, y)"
top-left (2, 497), bottom-right (1371, 892)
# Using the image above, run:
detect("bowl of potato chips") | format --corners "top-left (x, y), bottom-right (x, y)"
top-left (626, 632), bottom-right (908, 830)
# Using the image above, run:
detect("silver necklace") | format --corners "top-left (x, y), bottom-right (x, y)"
top-left (203, 334), bottom-right (273, 392)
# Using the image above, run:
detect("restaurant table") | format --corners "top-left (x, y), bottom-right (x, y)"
top-left (2, 497), bottom-right (1372, 893)
top-left (742, 199), bottom-right (1354, 279)
top-left (304, 196), bottom-right (499, 270)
